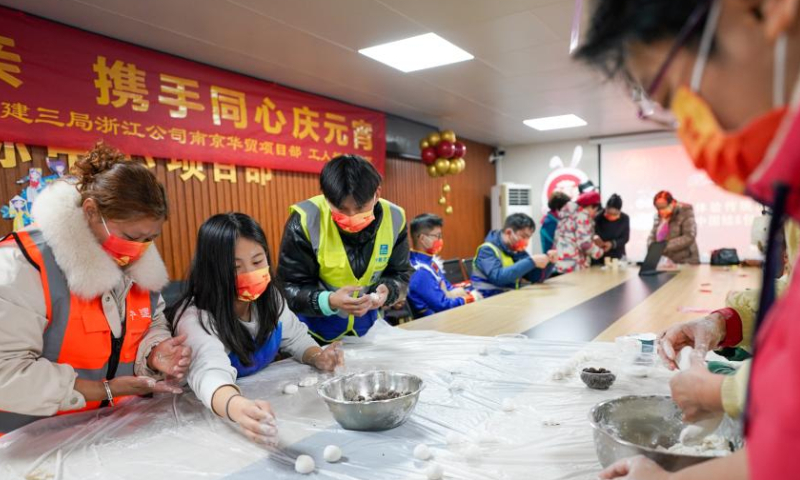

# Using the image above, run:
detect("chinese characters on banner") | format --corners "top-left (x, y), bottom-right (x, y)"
top-left (0, 6), bottom-right (385, 174)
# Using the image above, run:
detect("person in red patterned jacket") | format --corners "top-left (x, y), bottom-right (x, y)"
top-left (553, 190), bottom-right (604, 274)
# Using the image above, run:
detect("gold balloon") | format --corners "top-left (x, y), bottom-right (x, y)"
top-left (445, 205), bottom-right (454, 215)
top-left (427, 132), bottom-right (442, 147)
top-left (457, 158), bottom-right (466, 173)
top-left (438, 196), bottom-right (447, 205)
top-left (435, 158), bottom-right (450, 175)
top-left (440, 130), bottom-right (457, 143)
top-left (442, 184), bottom-right (451, 193)
top-left (427, 164), bottom-right (439, 177)
top-left (448, 159), bottom-right (460, 175)
top-left (419, 139), bottom-right (430, 150)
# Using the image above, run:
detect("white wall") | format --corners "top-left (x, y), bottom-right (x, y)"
top-left (496, 139), bottom-right (599, 253)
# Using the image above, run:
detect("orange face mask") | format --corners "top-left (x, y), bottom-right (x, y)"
top-left (671, 1), bottom-right (789, 194)
top-left (236, 268), bottom-right (271, 302)
top-left (507, 232), bottom-right (528, 252)
top-left (426, 238), bottom-right (444, 255)
top-left (101, 216), bottom-right (151, 267)
top-left (330, 200), bottom-right (376, 233)
top-left (673, 87), bottom-right (787, 194)
top-left (604, 213), bottom-right (620, 222)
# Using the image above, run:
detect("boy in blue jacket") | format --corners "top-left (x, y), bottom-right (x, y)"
top-left (407, 213), bottom-right (479, 317)
top-left (471, 213), bottom-right (556, 298)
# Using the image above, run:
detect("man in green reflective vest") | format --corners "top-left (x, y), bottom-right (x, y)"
top-left (471, 213), bottom-right (557, 298)
top-left (278, 155), bottom-right (411, 343)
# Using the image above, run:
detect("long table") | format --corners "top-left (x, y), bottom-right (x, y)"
top-left (401, 265), bottom-right (760, 340)
top-left (0, 265), bottom-right (759, 480)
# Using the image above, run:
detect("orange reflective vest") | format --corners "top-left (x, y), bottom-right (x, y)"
top-left (0, 228), bottom-right (157, 435)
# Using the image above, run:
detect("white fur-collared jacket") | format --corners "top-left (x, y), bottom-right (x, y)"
top-left (0, 181), bottom-right (172, 416)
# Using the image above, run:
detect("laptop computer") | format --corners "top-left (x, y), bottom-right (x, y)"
top-left (639, 241), bottom-right (667, 276)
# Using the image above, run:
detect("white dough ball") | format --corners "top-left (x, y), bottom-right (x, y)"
top-left (413, 443), bottom-right (432, 460)
top-left (550, 370), bottom-right (564, 381)
top-left (446, 431), bottom-right (464, 445)
top-left (501, 398), bottom-right (516, 412)
top-left (426, 463), bottom-right (444, 480)
top-left (299, 376), bottom-right (318, 387)
top-left (677, 346), bottom-right (694, 371)
top-left (463, 444), bottom-right (481, 459)
top-left (323, 445), bottom-right (342, 463)
top-left (294, 455), bottom-right (315, 474)
top-left (283, 384), bottom-right (299, 395)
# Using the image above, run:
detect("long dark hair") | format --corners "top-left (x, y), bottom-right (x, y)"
top-left (167, 213), bottom-right (284, 366)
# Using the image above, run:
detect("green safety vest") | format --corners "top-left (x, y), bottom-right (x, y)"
top-left (472, 242), bottom-right (521, 291)
top-left (289, 195), bottom-right (406, 341)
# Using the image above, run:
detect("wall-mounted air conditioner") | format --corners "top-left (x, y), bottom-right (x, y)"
top-left (491, 183), bottom-right (534, 255)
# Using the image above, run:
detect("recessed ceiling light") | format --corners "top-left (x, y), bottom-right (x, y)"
top-left (358, 33), bottom-right (474, 73)
top-left (523, 114), bottom-right (587, 131)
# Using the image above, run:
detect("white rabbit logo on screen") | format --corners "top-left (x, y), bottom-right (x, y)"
top-left (541, 145), bottom-right (589, 214)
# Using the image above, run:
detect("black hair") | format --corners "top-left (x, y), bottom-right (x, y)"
top-left (574, 0), bottom-right (708, 80)
top-left (410, 213), bottom-right (443, 238)
top-left (607, 193), bottom-right (623, 210)
top-left (548, 191), bottom-right (571, 212)
top-left (504, 213), bottom-right (536, 233)
top-left (320, 155), bottom-right (382, 209)
top-left (167, 213), bottom-right (285, 366)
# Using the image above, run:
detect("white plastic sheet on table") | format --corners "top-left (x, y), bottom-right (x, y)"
top-left (0, 321), bottom-right (674, 480)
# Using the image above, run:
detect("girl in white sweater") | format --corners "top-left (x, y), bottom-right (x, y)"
top-left (168, 213), bottom-right (343, 444)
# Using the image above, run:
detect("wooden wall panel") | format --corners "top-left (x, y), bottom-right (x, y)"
top-left (0, 138), bottom-right (495, 279)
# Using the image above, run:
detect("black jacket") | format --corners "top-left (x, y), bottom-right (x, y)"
top-left (594, 211), bottom-right (630, 260)
top-left (277, 203), bottom-right (412, 317)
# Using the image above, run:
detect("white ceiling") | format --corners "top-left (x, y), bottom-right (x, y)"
top-left (0, 0), bottom-right (656, 147)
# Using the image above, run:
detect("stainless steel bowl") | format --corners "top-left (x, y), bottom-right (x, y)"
top-left (589, 395), bottom-right (743, 472)
top-left (317, 371), bottom-right (424, 431)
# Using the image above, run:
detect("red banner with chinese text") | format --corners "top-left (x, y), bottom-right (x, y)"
top-left (0, 7), bottom-right (385, 174)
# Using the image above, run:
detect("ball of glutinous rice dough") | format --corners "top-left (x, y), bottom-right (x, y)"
top-left (677, 346), bottom-right (694, 371)
top-left (446, 431), bottom-right (465, 445)
top-left (426, 463), bottom-right (444, 480)
top-left (299, 376), bottom-right (318, 387)
top-left (501, 398), bottom-right (516, 412)
top-left (413, 443), bottom-right (432, 460)
top-left (294, 455), bottom-right (315, 474)
top-left (463, 444), bottom-right (481, 459)
top-left (323, 445), bottom-right (342, 463)
top-left (283, 384), bottom-right (299, 395)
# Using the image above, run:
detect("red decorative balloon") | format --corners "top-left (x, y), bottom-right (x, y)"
top-left (421, 147), bottom-right (437, 165)
top-left (436, 140), bottom-right (455, 159)
top-left (453, 141), bottom-right (466, 158)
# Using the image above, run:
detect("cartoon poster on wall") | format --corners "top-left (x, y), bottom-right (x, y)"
top-left (1, 158), bottom-right (69, 231)
top-left (541, 145), bottom-right (590, 214)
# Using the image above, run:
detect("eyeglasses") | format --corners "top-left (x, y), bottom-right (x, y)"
top-left (423, 232), bottom-right (443, 240)
top-left (633, 1), bottom-right (713, 129)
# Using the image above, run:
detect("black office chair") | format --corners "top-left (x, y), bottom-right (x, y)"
top-left (161, 281), bottom-right (186, 308)
top-left (383, 301), bottom-right (414, 325)
top-left (442, 258), bottom-right (466, 285)
top-left (461, 257), bottom-right (474, 280)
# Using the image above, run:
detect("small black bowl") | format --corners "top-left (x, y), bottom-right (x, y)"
top-left (580, 367), bottom-right (616, 390)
